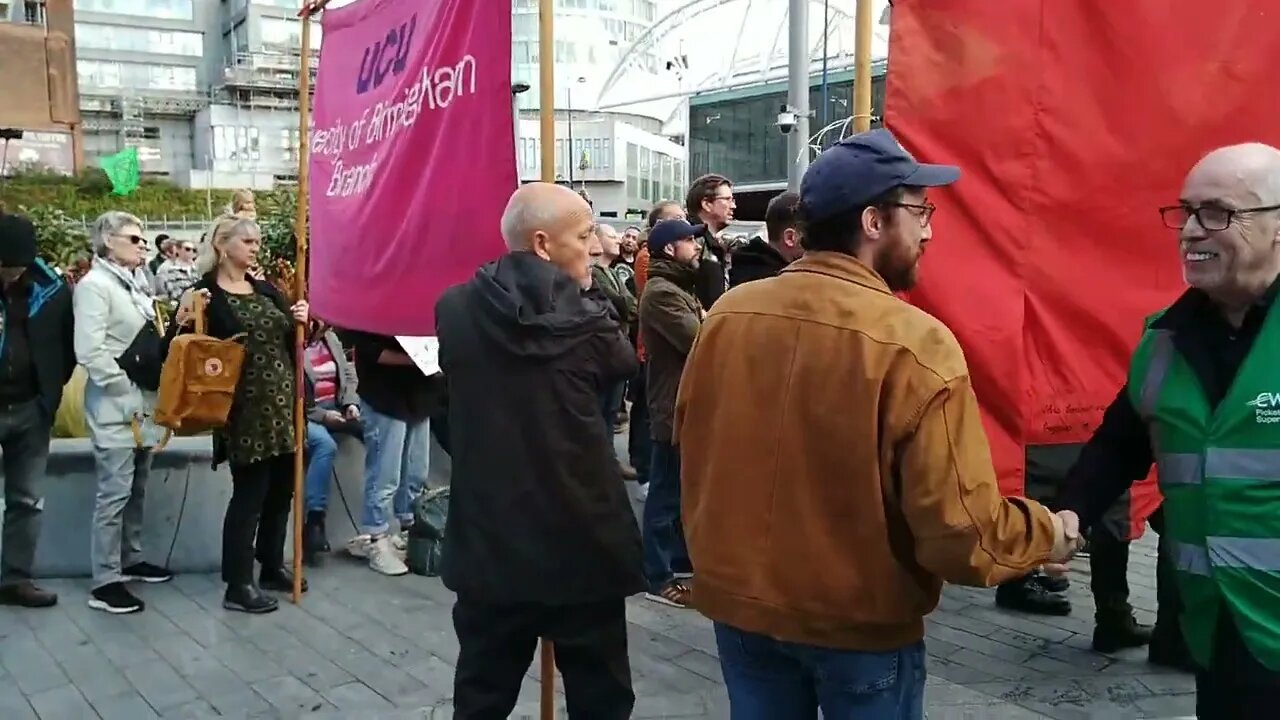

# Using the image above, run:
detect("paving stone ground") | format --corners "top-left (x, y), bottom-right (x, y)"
top-left (0, 432), bottom-right (1195, 718)
top-left (0, 529), bottom-right (1195, 719)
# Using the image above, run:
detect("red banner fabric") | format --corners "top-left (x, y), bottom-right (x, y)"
top-left (885, 0), bottom-right (1280, 537)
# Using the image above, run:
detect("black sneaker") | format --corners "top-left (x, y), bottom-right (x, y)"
top-left (122, 562), bottom-right (173, 584)
top-left (89, 582), bottom-right (144, 614)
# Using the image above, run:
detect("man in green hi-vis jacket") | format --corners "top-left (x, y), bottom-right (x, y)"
top-left (1058, 143), bottom-right (1280, 718)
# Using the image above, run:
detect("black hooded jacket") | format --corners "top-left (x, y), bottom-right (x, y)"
top-left (435, 252), bottom-right (644, 604)
top-left (728, 237), bottom-right (792, 288)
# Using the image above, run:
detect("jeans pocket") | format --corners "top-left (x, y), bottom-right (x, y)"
top-left (816, 647), bottom-right (900, 694)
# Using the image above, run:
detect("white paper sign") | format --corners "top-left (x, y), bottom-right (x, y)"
top-left (395, 336), bottom-right (440, 376)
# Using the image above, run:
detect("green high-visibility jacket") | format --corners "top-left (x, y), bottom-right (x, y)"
top-left (1127, 307), bottom-right (1280, 671)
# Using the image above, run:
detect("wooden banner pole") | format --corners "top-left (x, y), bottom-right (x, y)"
top-left (853, 0), bottom-right (874, 133)
top-left (290, 0), bottom-right (323, 605)
top-left (537, 0), bottom-right (556, 715)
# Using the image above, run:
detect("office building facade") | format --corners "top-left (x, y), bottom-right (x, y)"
top-left (687, 63), bottom-right (887, 220)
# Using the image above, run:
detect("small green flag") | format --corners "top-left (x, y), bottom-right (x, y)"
top-left (99, 147), bottom-right (140, 196)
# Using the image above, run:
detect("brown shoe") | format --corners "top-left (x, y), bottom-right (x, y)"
top-left (0, 581), bottom-right (58, 608)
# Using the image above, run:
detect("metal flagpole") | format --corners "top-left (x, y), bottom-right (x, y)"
top-left (290, 0), bottom-right (327, 605)
top-left (786, 0), bottom-right (810, 190)
top-left (853, 0), bottom-right (874, 133)
top-left (536, 0), bottom-right (557, 715)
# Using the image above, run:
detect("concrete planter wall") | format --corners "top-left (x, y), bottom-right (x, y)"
top-left (0, 432), bottom-right (451, 578)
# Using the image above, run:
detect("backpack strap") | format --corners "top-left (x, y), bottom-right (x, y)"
top-left (193, 290), bottom-right (208, 336)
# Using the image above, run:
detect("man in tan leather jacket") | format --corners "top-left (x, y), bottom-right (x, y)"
top-left (675, 129), bottom-right (1081, 719)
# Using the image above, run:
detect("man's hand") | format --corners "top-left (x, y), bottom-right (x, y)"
top-left (321, 410), bottom-right (345, 427)
top-left (1044, 510), bottom-right (1084, 575)
top-left (344, 404), bottom-right (361, 421)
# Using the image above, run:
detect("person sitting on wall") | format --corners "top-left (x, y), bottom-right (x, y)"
top-left (301, 323), bottom-right (361, 566)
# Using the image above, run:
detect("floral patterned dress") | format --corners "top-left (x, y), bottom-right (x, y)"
top-left (222, 292), bottom-right (295, 466)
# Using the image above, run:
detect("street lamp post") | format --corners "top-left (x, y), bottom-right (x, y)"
top-left (512, 81), bottom-right (531, 179)
top-left (566, 76), bottom-right (585, 186)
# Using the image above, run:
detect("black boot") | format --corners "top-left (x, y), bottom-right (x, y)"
top-left (303, 511), bottom-right (328, 566)
top-left (224, 584), bottom-right (278, 614)
top-left (259, 566), bottom-right (308, 594)
top-left (1092, 595), bottom-right (1153, 652)
top-left (995, 575), bottom-right (1072, 616)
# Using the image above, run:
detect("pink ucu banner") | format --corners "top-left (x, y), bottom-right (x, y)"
top-left (309, 0), bottom-right (514, 335)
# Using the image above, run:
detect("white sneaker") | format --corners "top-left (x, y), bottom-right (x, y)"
top-left (391, 530), bottom-right (408, 552)
top-left (345, 534), bottom-right (373, 559)
top-left (367, 536), bottom-right (409, 576)
top-left (634, 483), bottom-right (649, 502)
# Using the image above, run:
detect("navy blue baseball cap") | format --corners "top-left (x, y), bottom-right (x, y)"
top-left (800, 128), bottom-right (960, 222)
top-left (647, 219), bottom-right (705, 254)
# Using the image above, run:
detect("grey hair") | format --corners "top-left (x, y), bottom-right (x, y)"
top-left (595, 224), bottom-right (619, 240)
top-left (500, 193), bottom-right (561, 251)
top-left (90, 211), bottom-right (143, 258)
top-left (196, 215), bottom-right (260, 275)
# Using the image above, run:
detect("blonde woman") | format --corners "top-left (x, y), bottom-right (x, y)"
top-left (172, 215), bottom-right (308, 614)
top-left (230, 189), bottom-right (256, 220)
top-left (74, 211), bottom-right (173, 615)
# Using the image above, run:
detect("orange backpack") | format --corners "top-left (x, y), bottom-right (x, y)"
top-left (154, 292), bottom-right (246, 435)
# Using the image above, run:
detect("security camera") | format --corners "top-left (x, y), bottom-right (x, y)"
top-left (776, 106), bottom-right (797, 135)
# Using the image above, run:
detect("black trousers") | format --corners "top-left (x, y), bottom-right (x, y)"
top-left (627, 364), bottom-right (651, 486)
top-left (223, 453), bottom-right (295, 586)
top-left (1089, 505), bottom-right (1182, 635)
top-left (1196, 611), bottom-right (1280, 719)
top-left (452, 596), bottom-right (634, 720)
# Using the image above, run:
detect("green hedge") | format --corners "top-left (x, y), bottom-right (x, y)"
top-left (0, 169), bottom-right (294, 222)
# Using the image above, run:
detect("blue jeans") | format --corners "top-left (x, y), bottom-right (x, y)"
top-left (360, 400), bottom-right (430, 536)
top-left (642, 440), bottom-right (690, 591)
top-left (303, 421), bottom-right (338, 514)
top-left (714, 623), bottom-right (926, 720)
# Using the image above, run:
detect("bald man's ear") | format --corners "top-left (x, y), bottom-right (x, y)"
top-left (530, 230), bottom-right (553, 262)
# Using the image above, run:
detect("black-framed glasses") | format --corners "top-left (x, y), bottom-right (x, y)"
top-left (884, 201), bottom-right (937, 228)
top-left (1160, 203), bottom-right (1280, 231)
top-left (114, 233), bottom-right (147, 246)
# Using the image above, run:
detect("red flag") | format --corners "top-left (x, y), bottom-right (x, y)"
top-left (887, 0), bottom-right (1280, 535)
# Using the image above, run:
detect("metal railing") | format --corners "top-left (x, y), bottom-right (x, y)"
top-left (72, 215), bottom-right (217, 236)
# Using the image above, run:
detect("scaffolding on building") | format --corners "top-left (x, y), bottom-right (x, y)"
top-left (214, 50), bottom-right (317, 109)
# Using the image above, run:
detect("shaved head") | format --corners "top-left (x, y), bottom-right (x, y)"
top-left (499, 182), bottom-right (596, 287)
top-left (1186, 143), bottom-right (1280, 206)
top-left (1177, 142), bottom-right (1280, 313)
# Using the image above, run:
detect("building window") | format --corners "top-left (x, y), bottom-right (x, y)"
top-left (73, 0), bottom-right (194, 21)
top-left (214, 125), bottom-right (262, 162)
top-left (626, 142), bottom-right (639, 201)
top-left (260, 16), bottom-right (323, 51)
top-left (75, 24), bottom-right (204, 56)
top-left (76, 59), bottom-right (197, 91)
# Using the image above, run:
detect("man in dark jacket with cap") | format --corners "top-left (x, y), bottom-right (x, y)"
top-left (729, 191), bottom-right (803, 288)
top-left (436, 182), bottom-right (643, 720)
top-left (637, 217), bottom-right (704, 608)
top-left (0, 212), bottom-right (76, 608)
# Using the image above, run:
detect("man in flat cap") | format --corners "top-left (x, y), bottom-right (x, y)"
top-left (0, 211), bottom-right (76, 608)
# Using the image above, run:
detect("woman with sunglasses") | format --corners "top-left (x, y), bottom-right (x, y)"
top-left (74, 211), bottom-right (174, 616)
top-left (153, 239), bottom-right (200, 303)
